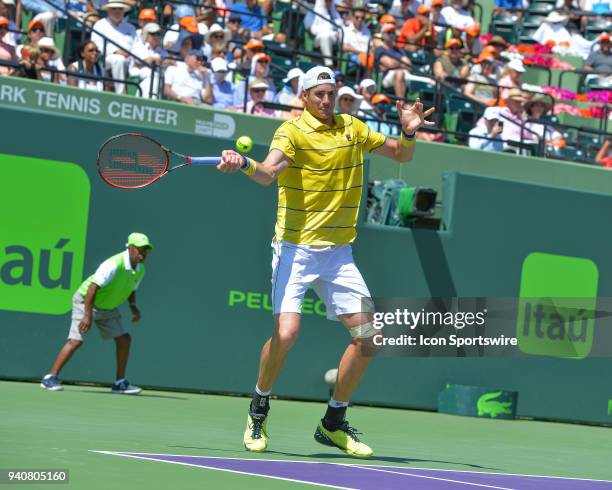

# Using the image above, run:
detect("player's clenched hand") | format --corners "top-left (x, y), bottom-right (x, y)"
top-left (130, 304), bottom-right (141, 323)
top-left (218, 150), bottom-right (244, 173)
top-left (78, 314), bottom-right (92, 334)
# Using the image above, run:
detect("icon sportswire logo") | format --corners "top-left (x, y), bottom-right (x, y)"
top-left (516, 252), bottom-right (599, 359)
top-left (0, 154), bottom-right (90, 314)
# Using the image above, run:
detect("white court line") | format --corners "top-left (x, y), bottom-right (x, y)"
top-left (352, 465), bottom-right (515, 490)
top-left (90, 450), bottom-right (612, 485)
top-left (92, 450), bottom-right (356, 490)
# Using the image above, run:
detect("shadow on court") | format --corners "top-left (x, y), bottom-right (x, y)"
top-left (167, 445), bottom-right (498, 471)
top-left (78, 390), bottom-right (188, 400)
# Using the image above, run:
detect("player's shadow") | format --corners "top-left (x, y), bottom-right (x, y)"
top-left (78, 390), bottom-right (188, 400)
top-left (168, 446), bottom-right (497, 471)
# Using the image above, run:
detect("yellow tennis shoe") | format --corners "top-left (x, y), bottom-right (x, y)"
top-left (314, 420), bottom-right (373, 458)
top-left (243, 414), bottom-right (269, 452)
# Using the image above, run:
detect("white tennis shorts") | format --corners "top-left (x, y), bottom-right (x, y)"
top-left (271, 240), bottom-right (373, 321)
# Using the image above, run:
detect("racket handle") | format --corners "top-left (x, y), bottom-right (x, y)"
top-left (188, 156), bottom-right (219, 165)
top-left (188, 156), bottom-right (249, 169)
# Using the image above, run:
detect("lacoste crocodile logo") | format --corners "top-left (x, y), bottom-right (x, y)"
top-left (477, 392), bottom-right (513, 418)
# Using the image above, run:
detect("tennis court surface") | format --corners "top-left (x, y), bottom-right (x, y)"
top-left (4, 380), bottom-right (611, 489)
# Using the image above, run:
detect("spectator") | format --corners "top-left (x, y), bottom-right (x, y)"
top-left (275, 67), bottom-right (304, 105)
top-left (279, 74), bottom-right (305, 120)
top-left (68, 40), bottom-right (105, 91)
top-left (389, 0), bottom-right (416, 21)
top-left (433, 38), bottom-right (469, 84)
top-left (37, 36), bottom-right (62, 83)
top-left (167, 31), bottom-right (196, 63)
top-left (0, 16), bottom-right (17, 75)
top-left (558, 0), bottom-right (582, 33)
top-left (342, 7), bottom-right (371, 70)
top-left (498, 88), bottom-right (537, 148)
top-left (197, 7), bottom-right (218, 33)
top-left (236, 38), bottom-right (264, 76)
top-left (398, 5), bottom-right (436, 51)
top-left (0, 0), bottom-right (19, 46)
top-left (231, 0), bottom-right (271, 38)
top-left (131, 22), bottom-right (168, 98)
top-left (365, 93), bottom-right (399, 136)
top-left (375, 24), bottom-right (412, 97)
top-left (584, 33), bottom-right (612, 88)
top-left (440, 0), bottom-right (475, 30)
top-left (334, 69), bottom-right (346, 88)
top-left (498, 58), bottom-right (525, 99)
top-left (464, 22), bottom-right (482, 58)
top-left (210, 57), bottom-right (236, 108)
top-left (464, 55), bottom-right (499, 105)
top-left (16, 19), bottom-right (46, 57)
top-left (525, 94), bottom-right (563, 145)
top-left (234, 51), bottom-right (274, 106)
top-left (203, 24), bottom-right (230, 59)
top-left (335, 85), bottom-right (363, 115)
top-left (91, 1), bottom-right (136, 94)
top-left (20, 0), bottom-right (62, 39)
top-left (379, 14), bottom-right (398, 27)
top-left (16, 44), bottom-right (40, 79)
top-left (468, 106), bottom-right (504, 152)
top-left (493, 0), bottom-right (525, 16)
top-left (357, 77), bottom-right (377, 112)
top-left (469, 39), bottom-right (505, 79)
top-left (245, 78), bottom-right (276, 116)
top-left (431, 0), bottom-right (446, 40)
top-left (163, 5), bottom-right (201, 49)
top-left (133, 8), bottom-right (157, 53)
top-left (227, 12), bottom-right (247, 52)
top-left (164, 49), bottom-right (212, 104)
top-left (532, 12), bottom-right (572, 45)
top-left (310, 0), bottom-right (342, 67)
top-left (595, 139), bottom-right (612, 167)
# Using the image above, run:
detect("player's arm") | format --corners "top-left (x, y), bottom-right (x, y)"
top-left (217, 148), bottom-right (290, 186)
top-left (79, 283), bottom-right (98, 333)
top-left (373, 98), bottom-right (435, 163)
top-left (128, 291), bottom-right (141, 323)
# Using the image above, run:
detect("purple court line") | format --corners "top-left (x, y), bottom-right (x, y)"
top-left (93, 451), bottom-right (612, 490)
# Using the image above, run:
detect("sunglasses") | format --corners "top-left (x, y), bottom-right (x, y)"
top-left (354, 15), bottom-right (365, 20)
top-left (211, 33), bottom-right (224, 38)
top-left (256, 59), bottom-right (269, 63)
top-left (150, 31), bottom-right (161, 36)
top-left (229, 19), bottom-right (241, 23)
top-left (251, 88), bottom-right (267, 92)
top-left (40, 48), bottom-right (54, 53)
top-left (31, 26), bottom-right (45, 32)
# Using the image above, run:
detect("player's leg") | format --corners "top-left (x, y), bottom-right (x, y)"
top-left (313, 245), bottom-right (376, 457)
top-left (41, 293), bottom-right (87, 391)
top-left (244, 242), bottom-right (317, 452)
top-left (97, 311), bottom-right (142, 395)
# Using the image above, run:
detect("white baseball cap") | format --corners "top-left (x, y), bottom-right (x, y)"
top-left (302, 66), bottom-right (336, 90)
top-left (359, 78), bottom-right (376, 89)
top-left (483, 107), bottom-right (501, 120)
top-left (211, 57), bottom-right (229, 72)
top-left (283, 67), bottom-right (304, 84)
top-left (507, 58), bottom-right (525, 73)
top-left (337, 86), bottom-right (363, 100)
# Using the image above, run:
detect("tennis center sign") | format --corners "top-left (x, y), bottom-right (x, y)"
top-left (0, 77), bottom-right (264, 138)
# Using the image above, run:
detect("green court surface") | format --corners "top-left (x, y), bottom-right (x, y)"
top-left (3, 380), bottom-right (611, 489)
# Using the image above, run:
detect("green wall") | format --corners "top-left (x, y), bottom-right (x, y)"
top-left (1, 78), bottom-right (611, 425)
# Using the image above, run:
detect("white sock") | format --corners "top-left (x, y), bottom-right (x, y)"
top-left (328, 398), bottom-right (349, 408)
top-left (115, 378), bottom-right (126, 385)
top-left (255, 385), bottom-right (271, 397)
top-left (43, 374), bottom-right (55, 380)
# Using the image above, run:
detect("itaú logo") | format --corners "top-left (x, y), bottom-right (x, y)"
top-left (0, 154), bottom-right (90, 314)
top-left (516, 253), bottom-right (598, 359)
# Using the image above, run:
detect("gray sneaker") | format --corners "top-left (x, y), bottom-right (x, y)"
top-left (111, 379), bottom-right (142, 395)
top-left (40, 375), bottom-right (64, 391)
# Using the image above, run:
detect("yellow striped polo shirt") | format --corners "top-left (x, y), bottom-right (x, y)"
top-left (269, 109), bottom-right (386, 246)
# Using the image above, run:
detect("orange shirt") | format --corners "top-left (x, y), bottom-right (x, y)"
top-left (398, 18), bottom-right (435, 48)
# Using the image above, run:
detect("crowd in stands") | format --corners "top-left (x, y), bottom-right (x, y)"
top-left (0, 0), bottom-right (611, 163)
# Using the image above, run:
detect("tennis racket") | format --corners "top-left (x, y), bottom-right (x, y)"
top-left (97, 133), bottom-right (246, 189)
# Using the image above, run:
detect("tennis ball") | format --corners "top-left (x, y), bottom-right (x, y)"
top-left (236, 136), bottom-right (253, 154)
top-left (324, 368), bottom-right (338, 386)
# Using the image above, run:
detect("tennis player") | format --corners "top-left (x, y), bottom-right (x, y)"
top-left (40, 233), bottom-right (153, 395)
top-left (218, 66), bottom-right (434, 457)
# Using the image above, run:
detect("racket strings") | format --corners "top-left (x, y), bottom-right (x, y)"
top-left (98, 135), bottom-right (168, 188)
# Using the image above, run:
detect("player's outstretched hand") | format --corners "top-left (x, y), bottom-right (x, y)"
top-left (218, 150), bottom-right (244, 173)
top-left (397, 98), bottom-right (435, 135)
